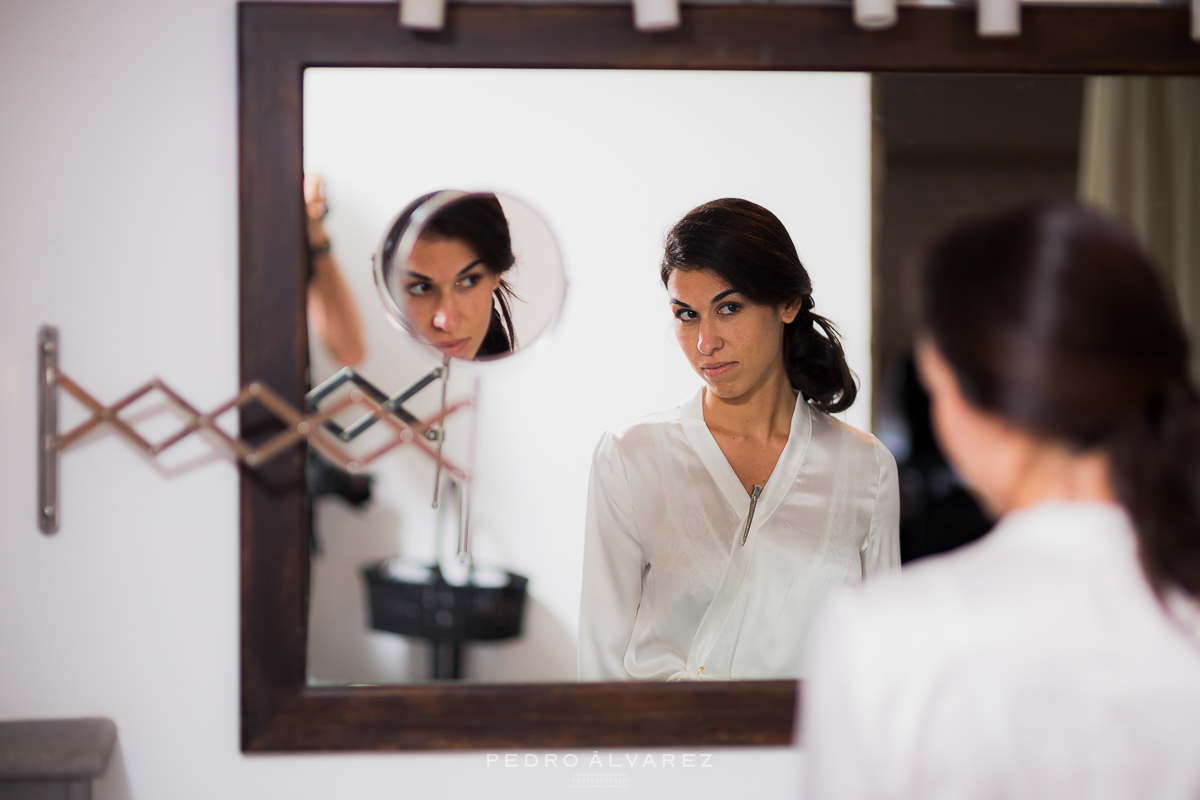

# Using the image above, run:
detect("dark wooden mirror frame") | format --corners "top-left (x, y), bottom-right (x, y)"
top-left (239, 0), bottom-right (1198, 752)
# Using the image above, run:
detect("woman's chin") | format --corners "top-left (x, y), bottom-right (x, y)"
top-left (703, 378), bottom-right (748, 401)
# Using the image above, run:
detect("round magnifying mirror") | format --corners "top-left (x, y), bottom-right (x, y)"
top-left (375, 191), bottom-right (566, 363)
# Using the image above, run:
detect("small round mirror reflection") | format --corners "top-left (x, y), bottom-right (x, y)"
top-left (375, 191), bottom-right (566, 362)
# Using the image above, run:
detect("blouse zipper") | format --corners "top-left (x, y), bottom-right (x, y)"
top-left (740, 484), bottom-right (763, 546)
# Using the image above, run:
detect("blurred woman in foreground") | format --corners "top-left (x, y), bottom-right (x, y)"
top-left (803, 204), bottom-right (1200, 798)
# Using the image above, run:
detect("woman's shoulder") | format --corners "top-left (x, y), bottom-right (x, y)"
top-left (612, 403), bottom-right (684, 436)
top-left (806, 403), bottom-right (897, 472)
top-left (596, 399), bottom-right (687, 451)
top-left (821, 502), bottom-right (1167, 658)
top-left (810, 540), bottom-right (1003, 679)
top-left (834, 542), bottom-right (988, 621)
top-left (813, 507), bottom-right (1200, 728)
top-left (589, 401), bottom-right (688, 475)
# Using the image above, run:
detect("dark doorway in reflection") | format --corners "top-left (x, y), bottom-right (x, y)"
top-left (871, 73), bottom-right (1086, 562)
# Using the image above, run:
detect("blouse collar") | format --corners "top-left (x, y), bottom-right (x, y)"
top-left (989, 501), bottom-right (1135, 554)
top-left (679, 386), bottom-right (813, 528)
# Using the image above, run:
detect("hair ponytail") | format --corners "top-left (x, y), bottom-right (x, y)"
top-left (922, 202), bottom-right (1200, 602)
top-left (662, 198), bottom-right (856, 413)
top-left (783, 296), bottom-right (856, 413)
top-left (1109, 380), bottom-right (1200, 598)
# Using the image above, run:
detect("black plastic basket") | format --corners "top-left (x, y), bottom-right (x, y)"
top-left (362, 560), bottom-right (528, 643)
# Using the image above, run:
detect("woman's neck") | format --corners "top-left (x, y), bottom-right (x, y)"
top-left (1002, 443), bottom-right (1118, 514)
top-left (701, 367), bottom-right (797, 443)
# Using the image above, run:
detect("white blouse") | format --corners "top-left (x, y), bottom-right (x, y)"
top-left (802, 501), bottom-right (1200, 800)
top-left (578, 387), bottom-right (900, 682)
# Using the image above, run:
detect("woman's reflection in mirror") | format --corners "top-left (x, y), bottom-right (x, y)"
top-left (385, 192), bottom-right (517, 361)
top-left (804, 204), bottom-right (1200, 798)
top-left (578, 198), bottom-right (901, 682)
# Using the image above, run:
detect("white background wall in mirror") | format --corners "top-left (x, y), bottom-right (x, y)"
top-left (303, 68), bottom-right (872, 684)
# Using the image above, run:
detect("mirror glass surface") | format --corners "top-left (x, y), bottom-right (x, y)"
top-left (302, 67), bottom-right (1101, 686)
top-left (376, 190), bottom-right (566, 362)
top-left (303, 67), bottom-right (873, 684)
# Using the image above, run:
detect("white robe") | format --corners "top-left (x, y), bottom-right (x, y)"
top-left (802, 501), bottom-right (1200, 800)
top-left (578, 388), bottom-right (900, 681)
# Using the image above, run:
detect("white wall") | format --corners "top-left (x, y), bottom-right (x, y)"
top-left (303, 69), bottom-right (873, 684)
top-left (0, 0), bottom-right (881, 795)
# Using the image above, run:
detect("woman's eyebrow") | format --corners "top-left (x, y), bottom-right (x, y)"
top-left (404, 259), bottom-right (484, 283)
top-left (670, 298), bottom-right (692, 309)
top-left (455, 259), bottom-right (485, 277)
top-left (711, 289), bottom-right (739, 304)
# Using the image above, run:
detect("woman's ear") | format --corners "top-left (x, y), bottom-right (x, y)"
top-left (915, 338), bottom-right (1029, 517)
top-left (916, 340), bottom-right (955, 406)
top-left (780, 297), bottom-right (804, 325)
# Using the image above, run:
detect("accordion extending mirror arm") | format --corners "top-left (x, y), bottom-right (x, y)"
top-left (306, 361), bottom-right (457, 511)
top-left (306, 363), bottom-right (445, 441)
top-left (35, 324), bottom-right (470, 534)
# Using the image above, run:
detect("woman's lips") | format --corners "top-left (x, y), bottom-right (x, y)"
top-left (700, 361), bottom-right (736, 379)
top-left (435, 338), bottom-right (471, 357)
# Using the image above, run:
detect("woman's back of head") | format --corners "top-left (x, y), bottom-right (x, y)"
top-left (920, 202), bottom-right (1200, 600)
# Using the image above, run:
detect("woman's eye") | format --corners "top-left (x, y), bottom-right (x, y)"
top-left (405, 282), bottom-right (432, 296)
top-left (458, 273), bottom-right (483, 289)
top-left (675, 309), bottom-right (698, 322)
top-left (717, 302), bottom-right (740, 315)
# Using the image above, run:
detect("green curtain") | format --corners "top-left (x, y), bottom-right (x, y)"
top-left (1079, 76), bottom-right (1200, 377)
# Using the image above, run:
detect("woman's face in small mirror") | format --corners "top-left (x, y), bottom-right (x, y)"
top-left (668, 268), bottom-right (799, 400)
top-left (377, 191), bottom-right (567, 363)
top-left (403, 236), bottom-right (502, 361)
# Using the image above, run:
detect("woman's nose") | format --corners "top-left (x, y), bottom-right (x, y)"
top-left (431, 297), bottom-right (459, 333)
top-left (697, 319), bottom-right (721, 356)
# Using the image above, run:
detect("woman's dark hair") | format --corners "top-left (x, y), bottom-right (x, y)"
top-left (382, 191), bottom-right (517, 358)
top-left (921, 202), bottom-right (1200, 600)
top-left (661, 198), bottom-right (856, 413)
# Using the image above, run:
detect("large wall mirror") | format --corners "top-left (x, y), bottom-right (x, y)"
top-left (239, 1), bottom-right (1198, 751)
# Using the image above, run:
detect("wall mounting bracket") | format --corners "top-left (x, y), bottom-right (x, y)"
top-left (35, 325), bottom-right (468, 534)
